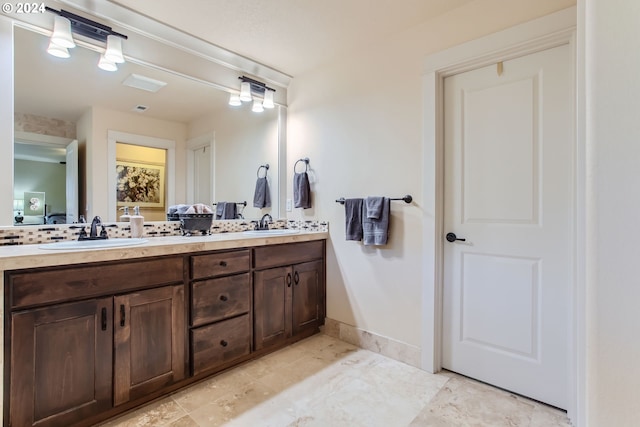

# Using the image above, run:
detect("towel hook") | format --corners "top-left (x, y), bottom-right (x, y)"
top-left (294, 157), bottom-right (309, 173)
top-left (257, 164), bottom-right (269, 178)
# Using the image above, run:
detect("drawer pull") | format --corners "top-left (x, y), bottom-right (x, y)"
top-left (219, 295), bottom-right (228, 302)
top-left (220, 340), bottom-right (228, 347)
top-left (120, 304), bottom-right (125, 327)
top-left (219, 261), bottom-right (228, 267)
top-left (101, 307), bottom-right (107, 331)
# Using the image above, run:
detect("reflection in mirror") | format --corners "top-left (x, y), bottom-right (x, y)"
top-left (13, 25), bottom-right (281, 226)
top-left (13, 130), bottom-right (78, 225)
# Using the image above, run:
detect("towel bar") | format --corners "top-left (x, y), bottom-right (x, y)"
top-left (212, 201), bottom-right (247, 207)
top-left (335, 195), bottom-right (412, 205)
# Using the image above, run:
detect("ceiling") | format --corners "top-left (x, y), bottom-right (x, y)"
top-left (111, 0), bottom-right (476, 76)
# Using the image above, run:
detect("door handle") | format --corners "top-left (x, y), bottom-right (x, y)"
top-left (446, 232), bottom-right (466, 242)
top-left (120, 304), bottom-right (126, 327)
top-left (286, 272), bottom-right (292, 287)
top-left (294, 271), bottom-right (299, 285)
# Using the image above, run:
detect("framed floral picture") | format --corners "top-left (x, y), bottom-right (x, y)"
top-left (116, 160), bottom-right (165, 208)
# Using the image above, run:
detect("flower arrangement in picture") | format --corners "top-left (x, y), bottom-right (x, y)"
top-left (116, 161), bottom-right (165, 207)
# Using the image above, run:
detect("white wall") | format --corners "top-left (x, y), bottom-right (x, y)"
top-left (288, 0), bottom-right (575, 348)
top-left (584, 0), bottom-right (640, 425)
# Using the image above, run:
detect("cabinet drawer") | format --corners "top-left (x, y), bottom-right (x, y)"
top-left (191, 314), bottom-right (251, 376)
top-left (191, 250), bottom-right (250, 280)
top-left (191, 273), bottom-right (251, 327)
top-left (9, 256), bottom-right (184, 309)
top-left (253, 240), bottom-right (324, 270)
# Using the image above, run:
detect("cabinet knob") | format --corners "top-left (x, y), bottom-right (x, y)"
top-left (219, 261), bottom-right (228, 267)
top-left (219, 295), bottom-right (228, 302)
top-left (220, 340), bottom-right (228, 347)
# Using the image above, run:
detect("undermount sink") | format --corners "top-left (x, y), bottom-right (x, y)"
top-left (243, 229), bottom-right (300, 236)
top-left (39, 238), bottom-right (148, 250)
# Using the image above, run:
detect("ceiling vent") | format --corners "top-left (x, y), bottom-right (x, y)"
top-left (132, 105), bottom-right (148, 113)
top-left (122, 73), bottom-right (167, 93)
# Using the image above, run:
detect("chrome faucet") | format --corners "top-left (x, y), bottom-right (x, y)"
top-left (257, 213), bottom-right (272, 230)
top-left (90, 216), bottom-right (102, 238)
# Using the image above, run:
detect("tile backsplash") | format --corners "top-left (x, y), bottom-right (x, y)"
top-left (0, 219), bottom-right (329, 246)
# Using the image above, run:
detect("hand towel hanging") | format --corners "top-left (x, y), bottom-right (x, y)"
top-left (293, 158), bottom-right (311, 209)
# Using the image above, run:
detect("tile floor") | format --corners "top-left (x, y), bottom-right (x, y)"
top-left (100, 334), bottom-right (571, 427)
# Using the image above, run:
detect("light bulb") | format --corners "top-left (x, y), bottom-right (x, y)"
top-left (47, 40), bottom-right (70, 58)
top-left (252, 99), bottom-right (264, 113)
top-left (228, 93), bottom-right (242, 106)
top-left (98, 54), bottom-right (118, 72)
top-left (50, 15), bottom-right (75, 49)
top-left (104, 35), bottom-right (125, 64)
top-left (239, 81), bottom-right (252, 102)
top-left (263, 89), bottom-right (275, 109)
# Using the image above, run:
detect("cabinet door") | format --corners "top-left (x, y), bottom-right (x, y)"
top-left (292, 260), bottom-right (324, 336)
top-left (254, 266), bottom-right (292, 350)
top-left (114, 285), bottom-right (185, 406)
top-left (10, 298), bottom-right (113, 427)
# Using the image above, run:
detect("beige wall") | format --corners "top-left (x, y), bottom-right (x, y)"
top-left (83, 106), bottom-right (187, 221)
top-left (287, 0), bottom-right (575, 348)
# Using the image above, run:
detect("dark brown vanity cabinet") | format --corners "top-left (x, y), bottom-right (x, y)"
top-left (253, 241), bottom-right (325, 350)
top-left (10, 298), bottom-right (113, 427)
top-left (4, 239), bottom-right (326, 427)
top-left (6, 256), bottom-right (185, 427)
top-left (189, 250), bottom-right (252, 376)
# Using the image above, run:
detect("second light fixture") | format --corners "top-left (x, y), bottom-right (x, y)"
top-left (229, 76), bottom-right (276, 112)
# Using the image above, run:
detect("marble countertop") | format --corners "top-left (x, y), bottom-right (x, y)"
top-left (0, 231), bottom-right (328, 271)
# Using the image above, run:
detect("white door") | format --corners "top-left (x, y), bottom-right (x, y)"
top-left (193, 145), bottom-right (212, 205)
top-left (442, 44), bottom-right (572, 409)
top-left (65, 140), bottom-right (79, 224)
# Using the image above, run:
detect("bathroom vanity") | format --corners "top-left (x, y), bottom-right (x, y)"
top-left (0, 232), bottom-right (327, 427)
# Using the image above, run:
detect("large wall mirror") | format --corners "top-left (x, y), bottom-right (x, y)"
top-left (12, 24), bottom-right (282, 225)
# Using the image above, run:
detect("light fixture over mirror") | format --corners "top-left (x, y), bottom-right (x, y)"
top-left (230, 76), bottom-right (277, 112)
top-left (45, 7), bottom-right (128, 72)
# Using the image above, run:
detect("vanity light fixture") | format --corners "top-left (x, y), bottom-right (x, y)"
top-left (234, 76), bottom-right (277, 112)
top-left (45, 7), bottom-right (128, 71)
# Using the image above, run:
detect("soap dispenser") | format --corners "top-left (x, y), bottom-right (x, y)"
top-left (130, 206), bottom-right (144, 238)
top-left (119, 206), bottom-right (131, 222)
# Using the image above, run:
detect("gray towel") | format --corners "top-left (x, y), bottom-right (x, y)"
top-left (215, 202), bottom-right (225, 219)
top-left (253, 177), bottom-right (271, 208)
top-left (293, 172), bottom-right (311, 209)
top-left (363, 197), bottom-right (390, 246)
top-left (344, 199), bottom-right (363, 241)
top-left (222, 202), bottom-right (237, 219)
top-left (365, 196), bottom-right (385, 219)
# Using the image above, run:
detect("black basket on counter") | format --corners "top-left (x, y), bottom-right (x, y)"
top-left (179, 213), bottom-right (213, 235)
